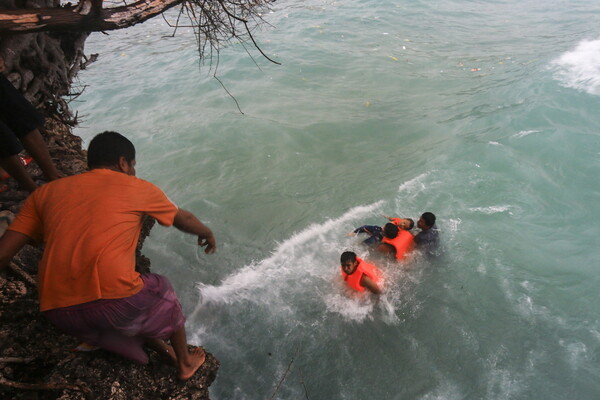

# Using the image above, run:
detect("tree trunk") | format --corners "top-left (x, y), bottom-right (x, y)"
top-left (0, 0), bottom-right (88, 120)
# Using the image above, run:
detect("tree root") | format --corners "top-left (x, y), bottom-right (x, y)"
top-left (0, 376), bottom-right (91, 393)
top-left (8, 261), bottom-right (37, 287)
top-left (0, 357), bottom-right (35, 364)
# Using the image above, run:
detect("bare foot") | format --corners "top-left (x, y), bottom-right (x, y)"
top-left (178, 346), bottom-right (206, 381)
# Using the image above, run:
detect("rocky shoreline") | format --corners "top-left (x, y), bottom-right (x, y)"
top-left (0, 120), bottom-right (219, 399)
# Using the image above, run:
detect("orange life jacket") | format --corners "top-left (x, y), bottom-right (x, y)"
top-left (382, 230), bottom-right (414, 260)
top-left (341, 258), bottom-right (382, 292)
top-left (390, 217), bottom-right (402, 226)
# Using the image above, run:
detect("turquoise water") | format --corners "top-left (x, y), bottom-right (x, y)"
top-left (73, 0), bottom-right (600, 398)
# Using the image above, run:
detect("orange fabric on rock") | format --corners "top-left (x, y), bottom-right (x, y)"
top-left (8, 169), bottom-right (179, 311)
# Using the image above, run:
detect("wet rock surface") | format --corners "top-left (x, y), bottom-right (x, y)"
top-left (0, 120), bottom-right (219, 399)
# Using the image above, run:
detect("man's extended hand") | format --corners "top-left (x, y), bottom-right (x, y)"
top-left (198, 234), bottom-right (216, 254)
top-left (173, 209), bottom-right (217, 254)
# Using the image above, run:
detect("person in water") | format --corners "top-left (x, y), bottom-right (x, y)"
top-left (414, 212), bottom-right (439, 255)
top-left (340, 251), bottom-right (382, 295)
top-left (0, 131), bottom-right (216, 380)
top-left (383, 215), bottom-right (414, 230)
top-left (349, 216), bottom-right (414, 246)
top-left (376, 222), bottom-right (414, 260)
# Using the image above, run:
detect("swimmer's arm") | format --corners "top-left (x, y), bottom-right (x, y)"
top-left (348, 225), bottom-right (368, 236)
top-left (0, 231), bottom-right (32, 270)
top-left (360, 275), bottom-right (381, 295)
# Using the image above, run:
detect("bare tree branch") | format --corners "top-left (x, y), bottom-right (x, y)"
top-left (0, 0), bottom-right (185, 33)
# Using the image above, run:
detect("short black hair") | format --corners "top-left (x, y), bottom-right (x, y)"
top-left (383, 223), bottom-right (399, 239)
top-left (87, 131), bottom-right (136, 169)
top-left (406, 218), bottom-right (415, 230)
top-left (340, 251), bottom-right (357, 264)
top-left (421, 212), bottom-right (436, 228)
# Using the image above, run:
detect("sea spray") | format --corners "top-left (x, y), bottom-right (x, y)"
top-left (551, 38), bottom-right (600, 96)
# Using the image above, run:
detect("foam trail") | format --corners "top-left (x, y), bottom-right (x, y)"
top-left (398, 172), bottom-right (430, 193)
top-left (469, 205), bottom-right (512, 214)
top-left (392, 172), bottom-right (432, 214)
top-left (190, 201), bottom-right (384, 317)
top-left (513, 130), bottom-right (539, 138)
top-left (551, 38), bottom-right (600, 96)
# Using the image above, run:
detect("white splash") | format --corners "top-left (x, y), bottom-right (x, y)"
top-left (551, 38), bottom-right (600, 95)
top-left (323, 293), bottom-right (375, 322)
top-left (191, 201), bottom-right (384, 314)
top-left (445, 218), bottom-right (461, 232)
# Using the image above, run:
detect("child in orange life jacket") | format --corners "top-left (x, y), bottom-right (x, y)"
top-left (348, 216), bottom-right (414, 246)
top-left (382, 215), bottom-right (415, 231)
top-left (340, 251), bottom-right (382, 295)
top-left (376, 223), bottom-right (414, 260)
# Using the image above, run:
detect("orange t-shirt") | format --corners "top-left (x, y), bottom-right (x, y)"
top-left (8, 169), bottom-right (179, 311)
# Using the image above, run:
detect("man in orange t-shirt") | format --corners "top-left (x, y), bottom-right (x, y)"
top-left (0, 131), bottom-right (216, 381)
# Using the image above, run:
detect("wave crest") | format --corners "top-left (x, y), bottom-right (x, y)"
top-left (551, 38), bottom-right (600, 96)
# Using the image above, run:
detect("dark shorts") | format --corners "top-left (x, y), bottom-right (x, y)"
top-left (0, 74), bottom-right (44, 158)
top-left (43, 273), bottom-right (186, 364)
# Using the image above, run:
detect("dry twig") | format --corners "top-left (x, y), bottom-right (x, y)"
top-left (269, 347), bottom-right (300, 400)
top-left (8, 261), bottom-right (37, 287)
top-left (298, 367), bottom-right (310, 399)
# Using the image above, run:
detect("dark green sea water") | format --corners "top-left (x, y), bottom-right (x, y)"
top-left (74, 0), bottom-right (600, 398)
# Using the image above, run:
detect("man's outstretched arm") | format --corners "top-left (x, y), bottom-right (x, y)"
top-left (173, 209), bottom-right (216, 254)
top-left (0, 230), bottom-right (32, 270)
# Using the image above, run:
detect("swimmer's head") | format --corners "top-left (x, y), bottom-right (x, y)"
top-left (340, 251), bottom-right (359, 275)
top-left (383, 223), bottom-right (399, 239)
top-left (418, 212), bottom-right (436, 230)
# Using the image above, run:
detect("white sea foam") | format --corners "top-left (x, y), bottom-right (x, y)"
top-left (398, 172), bottom-right (431, 193)
top-left (590, 329), bottom-right (600, 342)
top-left (513, 130), bottom-right (539, 138)
top-left (559, 340), bottom-right (588, 369)
top-left (323, 292), bottom-right (375, 321)
top-left (191, 201), bottom-right (384, 316)
top-left (551, 38), bottom-right (600, 96)
top-left (393, 172), bottom-right (433, 214)
top-left (469, 205), bottom-right (511, 214)
top-left (417, 383), bottom-right (463, 400)
top-left (445, 218), bottom-right (461, 232)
